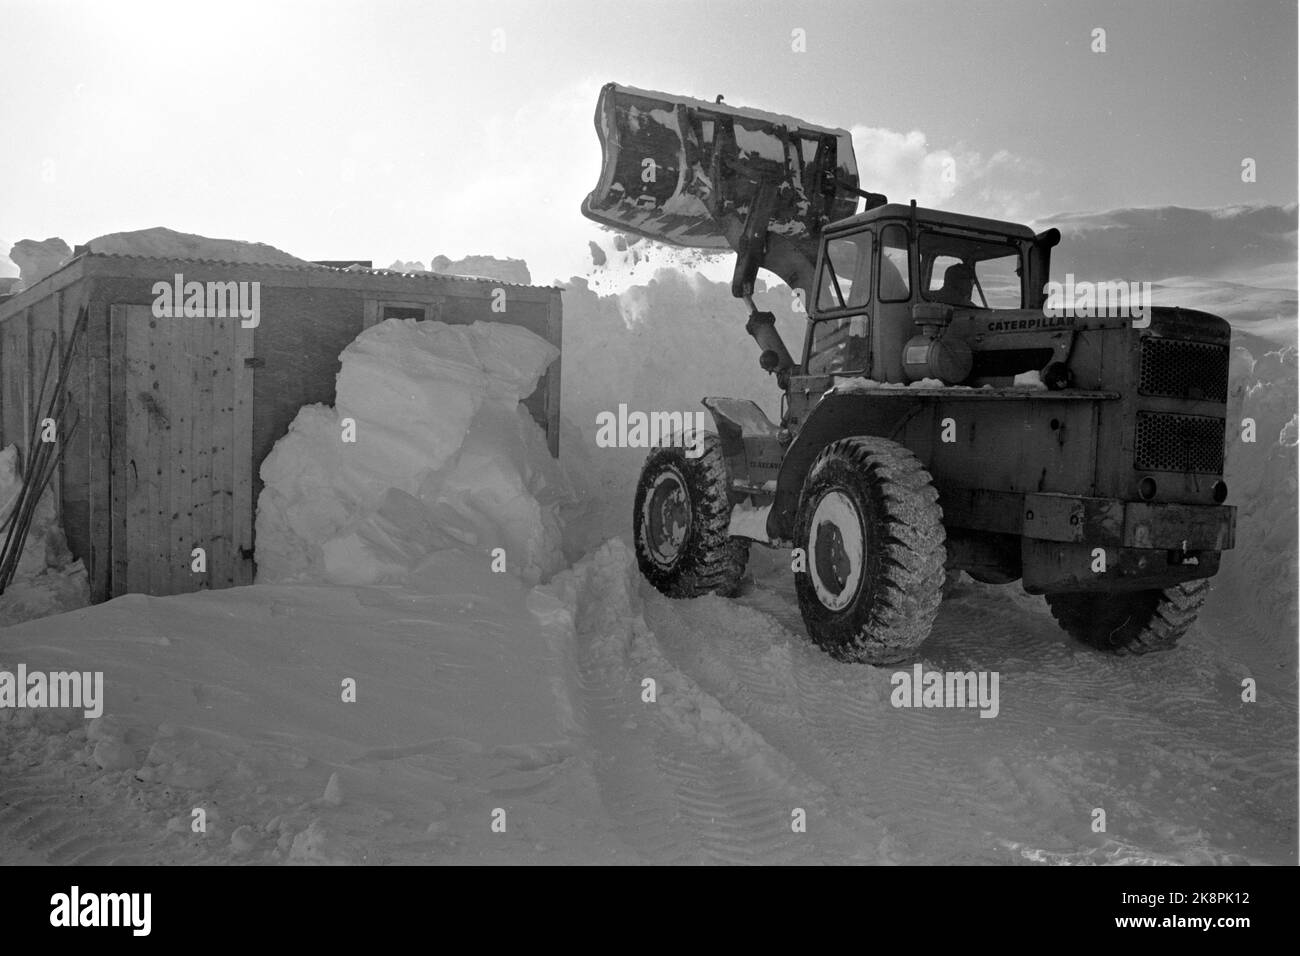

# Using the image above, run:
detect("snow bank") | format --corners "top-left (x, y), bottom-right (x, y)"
top-left (0, 554), bottom-right (617, 863)
top-left (0, 445), bottom-right (90, 625)
top-left (559, 268), bottom-right (800, 540)
top-left (256, 318), bottom-right (574, 586)
top-left (1211, 343), bottom-right (1299, 673)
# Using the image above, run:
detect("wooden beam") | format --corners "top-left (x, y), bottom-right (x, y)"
top-left (87, 302), bottom-right (111, 601)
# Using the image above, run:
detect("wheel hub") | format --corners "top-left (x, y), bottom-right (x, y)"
top-left (807, 489), bottom-right (864, 611)
top-left (643, 470), bottom-right (691, 567)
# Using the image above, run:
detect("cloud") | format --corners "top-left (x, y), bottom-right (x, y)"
top-left (1042, 203), bottom-right (1298, 282)
top-left (849, 127), bottom-right (1040, 220)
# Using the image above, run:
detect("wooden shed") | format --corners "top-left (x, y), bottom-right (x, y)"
top-left (0, 252), bottom-right (562, 603)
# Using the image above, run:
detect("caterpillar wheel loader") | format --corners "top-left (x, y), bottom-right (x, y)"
top-left (582, 83), bottom-right (1235, 665)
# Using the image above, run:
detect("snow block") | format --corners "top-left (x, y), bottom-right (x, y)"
top-left (255, 318), bottom-right (569, 586)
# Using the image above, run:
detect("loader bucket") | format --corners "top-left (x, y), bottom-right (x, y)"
top-left (581, 83), bottom-right (861, 256)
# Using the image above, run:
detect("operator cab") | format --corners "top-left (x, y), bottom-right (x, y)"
top-left (802, 204), bottom-right (1038, 383)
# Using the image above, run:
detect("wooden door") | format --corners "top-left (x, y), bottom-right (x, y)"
top-left (108, 304), bottom-right (253, 596)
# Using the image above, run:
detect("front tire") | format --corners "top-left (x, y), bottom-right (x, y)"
top-left (633, 434), bottom-right (749, 598)
top-left (792, 437), bottom-right (947, 664)
top-left (1044, 580), bottom-right (1210, 654)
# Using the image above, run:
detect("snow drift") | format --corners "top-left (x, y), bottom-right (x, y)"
top-left (256, 318), bottom-right (574, 587)
top-left (1211, 343), bottom-right (1300, 678)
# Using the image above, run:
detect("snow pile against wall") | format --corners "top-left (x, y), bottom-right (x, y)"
top-left (1214, 343), bottom-right (1299, 671)
top-left (0, 445), bottom-right (90, 625)
top-left (256, 318), bottom-right (577, 586)
top-left (558, 266), bottom-right (801, 539)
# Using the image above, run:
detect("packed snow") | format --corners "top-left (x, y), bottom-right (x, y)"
top-left (256, 318), bottom-right (575, 587)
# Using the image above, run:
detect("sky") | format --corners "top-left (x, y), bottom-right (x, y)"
top-left (1, 0), bottom-right (1296, 284)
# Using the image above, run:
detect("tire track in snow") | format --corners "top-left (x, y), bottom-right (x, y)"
top-left (721, 566), bottom-right (1296, 864)
top-left (0, 753), bottom-right (186, 865)
top-left (553, 540), bottom-right (868, 863)
top-left (645, 590), bottom-right (1031, 863)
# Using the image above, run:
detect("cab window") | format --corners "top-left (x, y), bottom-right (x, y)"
top-left (807, 314), bottom-right (870, 375)
top-left (816, 232), bottom-right (872, 312)
top-left (920, 232), bottom-right (1023, 309)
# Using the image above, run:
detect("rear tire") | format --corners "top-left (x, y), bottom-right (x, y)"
top-left (633, 434), bottom-right (749, 598)
top-left (792, 437), bottom-right (947, 664)
top-left (1044, 580), bottom-right (1210, 654)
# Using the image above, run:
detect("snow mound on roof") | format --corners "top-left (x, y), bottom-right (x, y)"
top-left (256, 318), bottom-right (572, 586)
top-left (85, 227), bottom-right (309, 266)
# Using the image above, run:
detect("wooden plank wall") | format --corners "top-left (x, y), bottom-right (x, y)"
top-left (1, 307), bottom-right (30, 461)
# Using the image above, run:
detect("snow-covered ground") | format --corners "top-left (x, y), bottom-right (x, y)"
top-left (1, 216), bottom-right (1296, 865)
top-left (1, 539), bottom-right (1292, 864)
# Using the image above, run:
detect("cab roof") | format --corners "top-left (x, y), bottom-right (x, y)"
top-left (828, 202), bottom-right (1037, 240)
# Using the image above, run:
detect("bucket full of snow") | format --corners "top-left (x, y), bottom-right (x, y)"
top-left (581, 83), bottom-right (862, 256)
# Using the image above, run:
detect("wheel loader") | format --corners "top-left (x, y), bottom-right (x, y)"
top-left (581, 83), bottom-right (1236, 664)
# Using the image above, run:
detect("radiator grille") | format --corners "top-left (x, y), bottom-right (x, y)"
top-left (1138, 337), bottom-right (1228, 402)
top-left (1134, 412), bottom-right (1225, 474)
